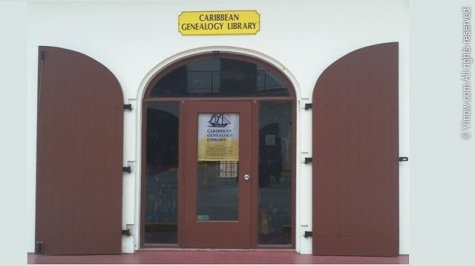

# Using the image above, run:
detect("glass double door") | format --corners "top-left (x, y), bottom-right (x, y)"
top-left (143, 99), bottom-right (293, 248)
top-left (181, 101), bottom-right (253, 248)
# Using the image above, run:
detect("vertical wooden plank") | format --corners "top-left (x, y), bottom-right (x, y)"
top-left (312, 43), bottom-right (399, 256)
top-left (36, 46), bottom-right (123, 255)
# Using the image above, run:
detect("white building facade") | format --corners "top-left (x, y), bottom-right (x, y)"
top-left (26, 0), bottom-right (409, 256)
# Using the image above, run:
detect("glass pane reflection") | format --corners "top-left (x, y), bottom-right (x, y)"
top-left (197, 161), bottom-right (239, 221)
top-left (145, 103), bottom-right (179, 244)
top-left (196, 112), bottom-right (240, 221)
top-left (258, 102), bottom-right (292, 244)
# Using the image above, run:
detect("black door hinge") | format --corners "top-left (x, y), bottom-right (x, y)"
top-left (304, 103), bottom-right (312, 110)
top-left (40, 51), bottom-right (45, 62)
top-left (123, 104), bottom-right (132, 111)
top-left (35, 241), bottom-right (44, 254)
top-left (122, 229), bottom-right (131, 237)
top-left (123, 166), bottom-right (131, 173)
top-left (304, 231), bottom-right (312, 238)
top-left (399, 157), bottom-right (409, 162)
top-left (304, 157), bottom-right (312, 164)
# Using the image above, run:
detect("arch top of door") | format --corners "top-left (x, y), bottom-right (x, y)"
top-left (139, 47), bottom-right (297, 99)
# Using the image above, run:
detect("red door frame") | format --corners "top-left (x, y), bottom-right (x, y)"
top-left (141, 98), bottom-right (296, 249)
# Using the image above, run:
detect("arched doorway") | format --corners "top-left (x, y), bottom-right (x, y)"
top-left (141, 52), bottom-right (296, 248)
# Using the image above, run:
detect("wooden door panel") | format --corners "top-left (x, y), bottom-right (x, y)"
top-left (36, 46), bottom-right (123, 255)
top-left (312, 43), bottom-right (399, 256)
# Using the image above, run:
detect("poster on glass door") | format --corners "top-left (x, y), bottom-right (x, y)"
top-left (198, 113), bottom-right (239, 161)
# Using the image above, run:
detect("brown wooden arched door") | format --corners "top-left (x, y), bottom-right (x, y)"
top-left (312, 43), bottom-right (399, 256)
top-left (36, 46), bottom-right (124, 255)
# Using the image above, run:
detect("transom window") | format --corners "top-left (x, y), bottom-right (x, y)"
top-left (149, 56), bottom-right (291, 97)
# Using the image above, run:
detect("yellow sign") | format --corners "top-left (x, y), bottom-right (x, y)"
top-left (198, 113), bottom-right (239, 161)
top-left (179, 10), bottom-right (260, 36)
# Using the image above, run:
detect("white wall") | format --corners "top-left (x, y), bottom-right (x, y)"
top-left (1, 2), bottom-right (27, 265)
top-left (26, 0), bottom-right (409, 255)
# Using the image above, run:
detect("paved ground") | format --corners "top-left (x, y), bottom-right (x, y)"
top-left (28, 250), bottom-right (409, 264)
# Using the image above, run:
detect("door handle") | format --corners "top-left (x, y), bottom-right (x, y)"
top-left (243, 174), bottom-right (251, 181)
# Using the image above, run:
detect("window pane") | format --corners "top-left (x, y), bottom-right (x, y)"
top-left (145, 103), bottom-right (179, 244)
top-left (196, 161), bottom-right (239, 221)
top-left (151, 58), bottom-right (290, 97)
top-left (196, 113), bottom-right (240, 221)
top-left (258, 102), bottom-right (292, 244)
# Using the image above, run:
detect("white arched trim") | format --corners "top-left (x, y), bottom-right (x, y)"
top-left (133, 46), bottom-right (301, 251)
